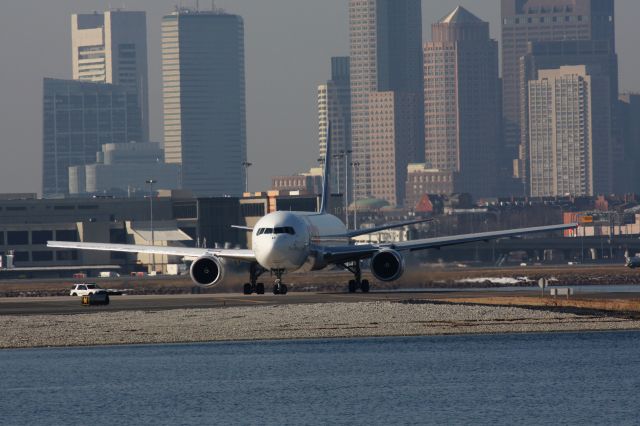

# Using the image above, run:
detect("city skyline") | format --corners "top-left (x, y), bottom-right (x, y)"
top-left (2, 1), bottom-right (640, 195)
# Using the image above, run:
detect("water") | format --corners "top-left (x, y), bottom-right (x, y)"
top-left (2, 332), bottom-right (640, 425)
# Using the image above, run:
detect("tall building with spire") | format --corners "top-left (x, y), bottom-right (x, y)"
top-left (501, 0), bottom-right (615, 190)
top-left (424, 6), bottom-right (500, 198)
top-left (348, 0), bottom-right (424, 207)
top-left (71, 10), bottom-right (149, 142)
top-left (161, 8), bottom-right (247, 197)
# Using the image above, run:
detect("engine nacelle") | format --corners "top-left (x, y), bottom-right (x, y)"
top-left (189, 255), bottom-right (251, 288)
top-left (370, 249), bottom-right (405, 282)
top-left (190, 256), bottom-right (224, 287)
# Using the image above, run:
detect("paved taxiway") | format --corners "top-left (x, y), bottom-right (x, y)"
top-left (3, 287), bottom-right (639, 316)
top-left (0, 292), bottom-right (446, 315)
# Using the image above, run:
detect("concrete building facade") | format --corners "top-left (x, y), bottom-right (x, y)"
top-left (501, 0), bottom-right (615, 186)
top-left (528, 66), bottom-right (611, 197)
top-left (519, 40), bottom-right (618, 193)
top-left (424, 6), bottom-right (500, 198)
top-left (404, 164), bottom-right (455, 210)
top-left (348, 0), bottom-right (424, 205)
top-left (162, 9), bottom-right (247, 197)
top-left (68, 142), bottom-right (181, 196)
top-left (71, 10), bottom-right (149, 142)
top-left (618, 94), bottom-right (640, 194)
top-left (42, 78), bottom-right (143, 198)
top-left (318, 57), bottom-right (351, 199)
top-left (368, 91), bottom-right (422, 207)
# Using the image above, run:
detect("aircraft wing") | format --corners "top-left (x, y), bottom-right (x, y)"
top-left (344, 218), bottom-right (432, 238)
top-left (321, 223), bottom-right (577, 264)
top-left (47, 241), bottom-right (256, 262)
top-left (319, 218), bottom-right (432, 240)
top-left (391, 223), bottom-right (577, 252)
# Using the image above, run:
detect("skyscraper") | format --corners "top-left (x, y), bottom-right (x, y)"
top-left (42, 78), bottom-right (142, 197)
top-left (162, 9), bottom-right (247, 197)
top-left (501, 0), bottom-right (615, 186)
top-left (318, 57), bottom-right (351, 198)
top-left (71, 10), bottom-right (149, 142)
top-left (424, 6), bottom-right (500, 198)
top-left (519, 39), bottom-right (618, 192)
top-left (528, 66), bottom-right (611, 196)
top-left (349, 0), bottom-right (424, 206)
top-left (618, 94), bottom-right (640, 194)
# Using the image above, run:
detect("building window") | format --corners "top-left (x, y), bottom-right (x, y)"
top-left (55, 250), bottom-right (78, 261)
top-left (13, 251), bottom-right (29, 262)
top-left (32, 251), bottom-right (54, 262)
top-left (173, 203), bottom-right (197, 219)
top-left (32, 231), bottom-right (54, 245)
top-left (7, 231), bottom-right (28, 245)
top-left (56, 230), bottom-right (79, 242)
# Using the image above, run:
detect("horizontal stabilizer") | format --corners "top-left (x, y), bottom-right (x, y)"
top-left (231, 225), bottom-right (254, 232)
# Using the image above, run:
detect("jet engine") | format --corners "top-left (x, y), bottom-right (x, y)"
top-left (190, 256), bottom-right (223, 287)
top-left (370, 249), bottom-right (405, 282)
top-left (189, 255), bottom-right (250, 288)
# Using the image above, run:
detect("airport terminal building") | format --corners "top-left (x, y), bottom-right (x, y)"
top-left (0, 192), bottom-right (324, 277)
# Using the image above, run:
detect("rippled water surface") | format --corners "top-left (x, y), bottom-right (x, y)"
top-left (2, 332), bottom-right (640, 425)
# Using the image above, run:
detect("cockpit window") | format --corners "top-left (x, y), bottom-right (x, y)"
top-left (257, 227), bottom-right (295, 235)
top-left (275, 227), bottom-right (295, 235)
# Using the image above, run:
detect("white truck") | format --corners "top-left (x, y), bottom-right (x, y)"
top-left (69, 283), bottom-right (103, 296)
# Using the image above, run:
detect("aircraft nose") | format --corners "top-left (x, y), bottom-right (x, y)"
top-left (260, 236), bottom-right (287, 265)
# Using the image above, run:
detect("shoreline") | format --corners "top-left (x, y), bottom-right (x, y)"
top-left (3, 299), bottom-right (640, 349)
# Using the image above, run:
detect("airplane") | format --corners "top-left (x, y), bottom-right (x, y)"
top-left (48, 123), bottom-right (578, 295)
top-left (625, 256), bottom-right (640, 268)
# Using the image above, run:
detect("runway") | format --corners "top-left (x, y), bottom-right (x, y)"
top-left (0, 291), bottom-right (449, 315)
top-left (2, 286), bottom-right (639, 316)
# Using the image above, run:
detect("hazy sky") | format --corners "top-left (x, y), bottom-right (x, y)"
top-left (0, 0), bottom-right (638, 195)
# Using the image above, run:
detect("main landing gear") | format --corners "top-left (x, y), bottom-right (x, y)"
top-left (272, 269), bottom-right (288, 295)
top-left (342, 260), bottom-right (370, 293)
top-left (243, 263), bottom-right (266, 295)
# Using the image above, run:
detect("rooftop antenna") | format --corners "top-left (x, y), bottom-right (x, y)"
top-left (196, 0), bottom-right (199, 11)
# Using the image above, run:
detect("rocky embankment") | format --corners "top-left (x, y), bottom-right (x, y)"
top-left (3, 300), bottom-right (640, 349)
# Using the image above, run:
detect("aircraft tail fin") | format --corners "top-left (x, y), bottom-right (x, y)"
top-left (319, 121), bottom-right (331, 214)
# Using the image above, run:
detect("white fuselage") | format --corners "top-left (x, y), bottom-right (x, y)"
top-left (252, 211), bottom-right (348, 272)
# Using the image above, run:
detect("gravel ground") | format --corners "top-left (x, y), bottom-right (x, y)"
top-left (2, 301), bottom-right (640, 349)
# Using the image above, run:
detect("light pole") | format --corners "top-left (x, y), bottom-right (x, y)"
top-left (351, 161), bottom-right (360, 230)
top-left (242, 161), bottom-right (252, 194)
top-left (146, 179), bottom-right (156, 272)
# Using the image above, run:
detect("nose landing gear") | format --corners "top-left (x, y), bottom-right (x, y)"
top-left (272, 269), bottom-right (288, 295)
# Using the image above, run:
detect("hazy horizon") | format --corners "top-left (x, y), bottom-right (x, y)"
top-left (0, 0), bottom-right (638, 195)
